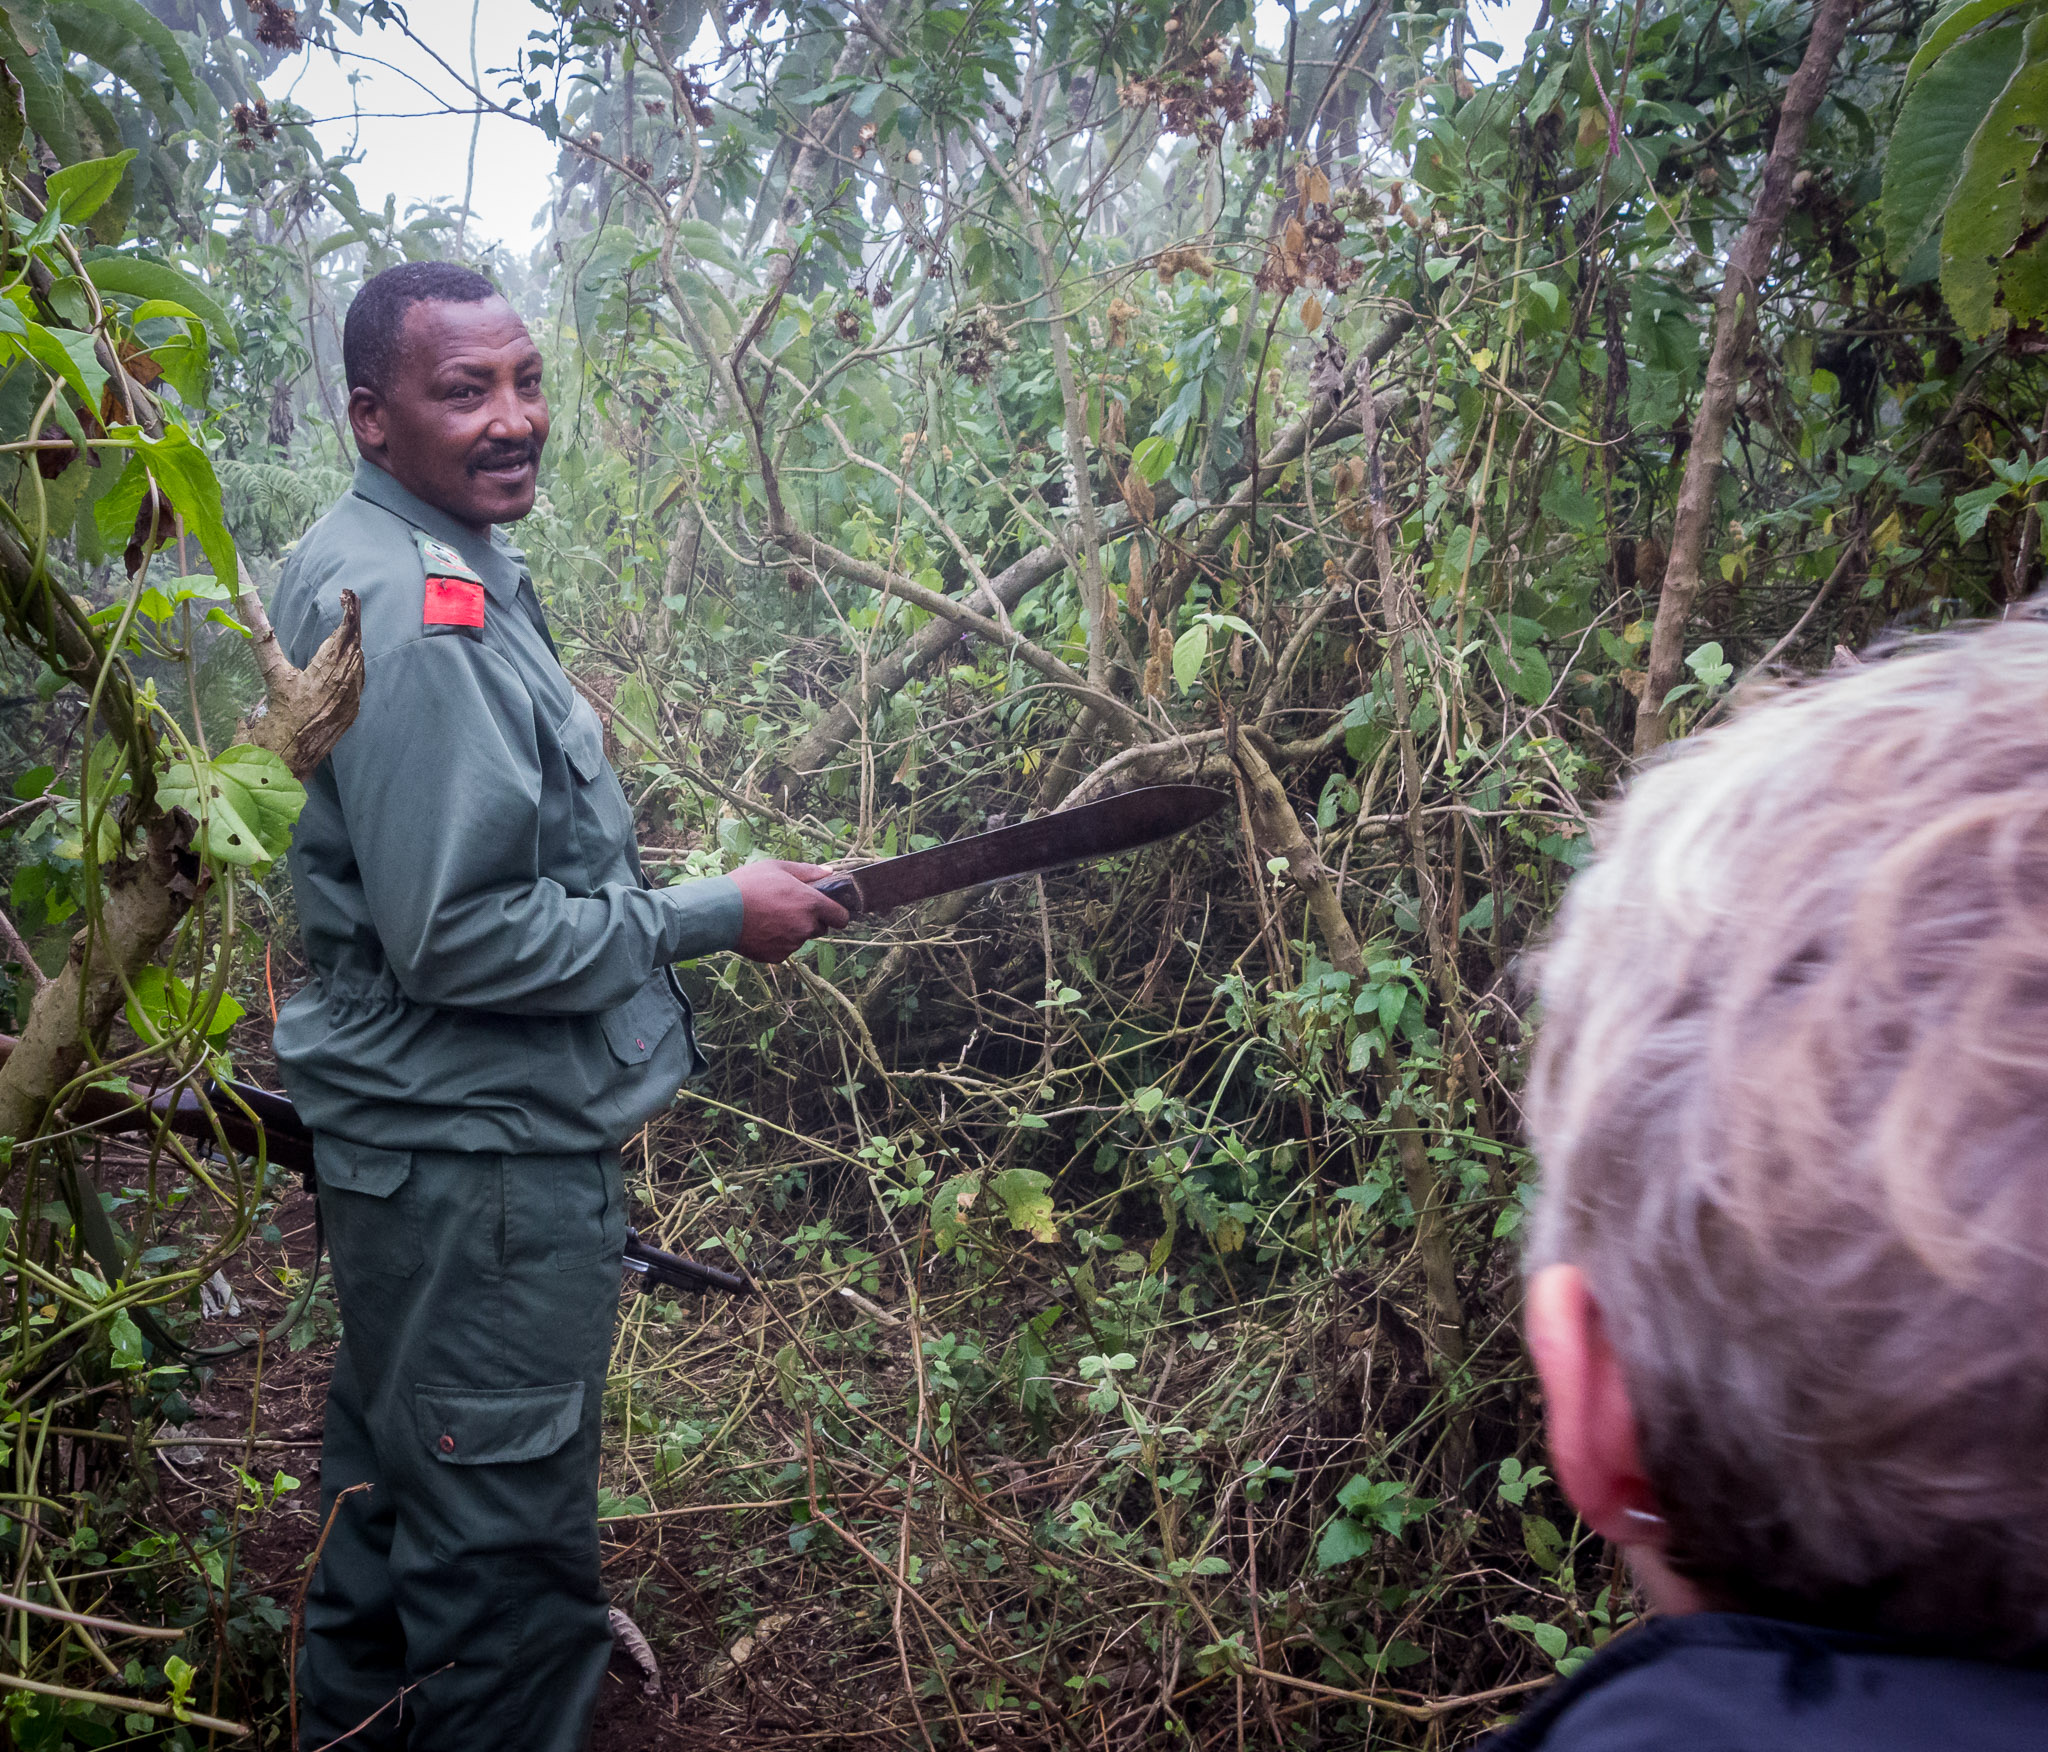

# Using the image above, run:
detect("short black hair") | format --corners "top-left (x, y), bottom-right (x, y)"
top-left (342, 261), bottom-right (501, 395)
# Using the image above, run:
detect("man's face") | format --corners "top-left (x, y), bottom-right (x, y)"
top-left (347, 296), bottom-right (550, 531)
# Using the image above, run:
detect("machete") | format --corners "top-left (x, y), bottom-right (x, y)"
top-left (811, 784), bottom-right (1227, 917)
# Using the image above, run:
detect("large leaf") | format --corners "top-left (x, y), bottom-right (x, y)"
top-left (0, 298), bottom-right (108, 432)
top-left (112, 422), bottom-right (239, 592)
top-left (987, 1168), bottom-right (1057, 1243)
top-left (1905, 0), bottom-right (2040, 85)
top-left (46, 146), bottom-right (133, 221)
top-left (1883, 21), bottom-right (2027, 272)
top-left (156, 744), bottom-right (305, 868)
top-left (49, 0), bottom-right (213, 122)
top-left (84, 253), bottom-right (238, 352)
top-left (1315, 1515), bottom-right (1372, 1569)
top-left (1940, 14), bottom-right (2048, 336)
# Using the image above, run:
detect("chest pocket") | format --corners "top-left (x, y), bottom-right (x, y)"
top-left (601, 974), bottom-right (684, 1066)
top-left (556, 695), bottom-right (635, 885)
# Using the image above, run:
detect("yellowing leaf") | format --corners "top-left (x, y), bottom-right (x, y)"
top-left (988, 1169), bottom-right (1057, 1243)
top-left (1301, 293), bottom-right (1323, 332)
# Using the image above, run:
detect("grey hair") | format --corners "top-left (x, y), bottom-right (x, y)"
top-left (1526, 617), bottom-right (2048, 1651)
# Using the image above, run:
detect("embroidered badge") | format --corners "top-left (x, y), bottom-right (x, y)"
top-left (418, 535), bottom-right (482, 582)
top-left (417, 533), bottom-right (486, 639)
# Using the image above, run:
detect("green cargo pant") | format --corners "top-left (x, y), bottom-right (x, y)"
top-left (296, 1138), bottom-right (626, 1751)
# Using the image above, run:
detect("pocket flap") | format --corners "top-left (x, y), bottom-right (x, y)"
top-left (558, 696), bottom-right (610, 784)
top-left (416, 1381), bottom-right (585, 1466)
top-left (314, 1135), bottom-right (413, 1198)
top-left (600, 976), bottom-right (683, 1065)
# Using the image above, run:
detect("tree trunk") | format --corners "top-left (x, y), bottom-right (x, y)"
top-left (0, 579), bottom-right (362, 1165)
top-left (1634, 0), bottom-right (1856, 755)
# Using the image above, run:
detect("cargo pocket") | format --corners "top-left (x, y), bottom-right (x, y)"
top-left (415, 1381), bottom-right (584, 1466)
top-left (313, 1135), bottom-right (421, 1277)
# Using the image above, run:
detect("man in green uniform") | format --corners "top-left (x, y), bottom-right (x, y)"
top-left (270, 261), bottom-right (847, 1750)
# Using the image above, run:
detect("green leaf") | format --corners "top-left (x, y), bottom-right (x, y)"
top-left (1130, 434), bottom-right (1175, 483)
top-left (1956, 481), bottom-right (2012, 540)
top-left (1333, 1178), bottom-right (1386, 1210)
top-left (46, 146), bottom-right (134, 221)
top-left (1315, 1515), bottom-right (1372, 1569)
top-left (118, 423), bottom-right (238, 600)
top-left (88, 252), bottom-right (241, 350)
top-left (1684, 641), bottom-right (1733, 690)
top-left (1905, 0), bottom-right (2035, 85)
top-left (107, 1308), bottom-right (145, 1370)
top-left (124, 965), bottom-right (243, 1045)
top-left (156, 743), bottom-right (306, 868)
top-left (1522, 1512), bottom-right (1566, 1573)
top-left (1883, 20), bottom-right (2027, 272)
top-left (987, 1168), bottom-right (1057, 1243)
top-left (1940, 14), bottom-right (2048, 336)
top-left (1484, 643), bottom-right (1553, 706)
top-left (1172, 623), bottom-right (1209, 693)
top-left (4, 314), bottom-right (107, 412)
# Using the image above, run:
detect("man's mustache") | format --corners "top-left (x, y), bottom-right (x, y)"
top-left (467, 441), bottom-right (541, 475)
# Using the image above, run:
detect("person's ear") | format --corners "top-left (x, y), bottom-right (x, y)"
top-left (348, 384), bottom-right (387, 458)
top-left (1527, 1264), bottom-right (1711, 1615)
top-left (1526, 1263), bottom-right (1663, 1542)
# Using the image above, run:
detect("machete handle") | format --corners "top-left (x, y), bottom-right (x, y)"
top-left (812, 873), bottom-right (864, 915)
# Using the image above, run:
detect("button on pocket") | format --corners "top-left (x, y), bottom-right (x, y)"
top-left (313, 1135), bottom-right (422, 1277)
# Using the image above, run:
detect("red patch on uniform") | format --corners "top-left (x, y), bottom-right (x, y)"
top-left (424, 577), bottom-right (486, 628)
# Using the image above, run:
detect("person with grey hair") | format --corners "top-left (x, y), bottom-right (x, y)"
top-left (1492, 617), bottom-right (2048, 1748)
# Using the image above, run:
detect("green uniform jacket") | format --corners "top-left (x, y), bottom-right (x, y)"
top-left (268, 460), bottom-right (741, 1153)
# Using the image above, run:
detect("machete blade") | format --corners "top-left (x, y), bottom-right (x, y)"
top-left (816, 784), bottom-right (1227, 917)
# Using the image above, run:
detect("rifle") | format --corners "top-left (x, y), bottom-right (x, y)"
top-left (0, 1034), bottom-right (754, 1299)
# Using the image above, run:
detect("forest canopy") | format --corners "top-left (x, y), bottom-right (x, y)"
top-left (0, 0), bottom-right (2040, 1745)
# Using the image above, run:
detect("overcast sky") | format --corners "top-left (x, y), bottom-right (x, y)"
top-left (277, 5), bottom-right (562, 257)
top-left (271, 0), bottom-right (1548, 259)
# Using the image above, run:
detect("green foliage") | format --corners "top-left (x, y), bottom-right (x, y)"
top-left (1884, 0), bottom-right (2048, 333)
top-left (0, 0), bottom-right (2035, 1740)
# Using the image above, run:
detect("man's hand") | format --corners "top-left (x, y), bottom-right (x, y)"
top-left (730, 861), bottom-right (848, 963)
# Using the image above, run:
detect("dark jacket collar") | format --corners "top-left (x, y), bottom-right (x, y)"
top-left (1483, 1613), bottom-right (2048, 1751)
top-left (349, 458), bottom-right (525, 605)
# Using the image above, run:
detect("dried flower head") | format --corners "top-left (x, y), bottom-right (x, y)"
top-left (253, 0), bottom-right (303, 52)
